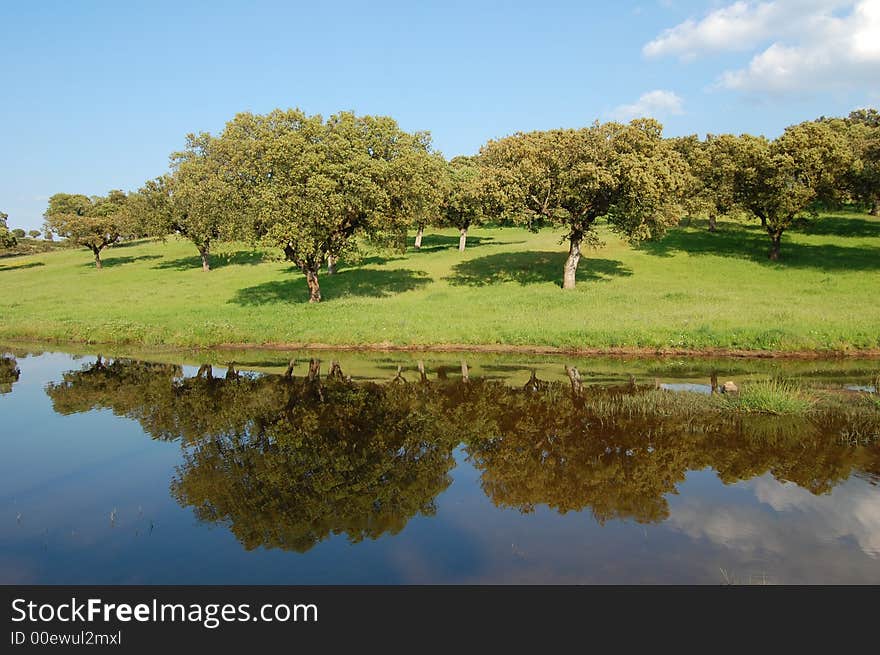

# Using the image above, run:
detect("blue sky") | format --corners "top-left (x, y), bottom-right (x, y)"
top-left (2, 0), bottom-right (878, 230)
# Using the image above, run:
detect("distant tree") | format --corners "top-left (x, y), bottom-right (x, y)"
top-left (405, 149), bottom-right (446, 252)
top-left (439, 155), bottom-right (486, 251)
top-left (671, 134), bottom-right (742, 231)
top-left (11, 228), bottom-right (25, 239)
top-left (219, 109), bottom-right (440, 302)
top-left (0, 212), bottom-right (15, 248)
top-left (843, 110), bottom-right (880, 215)
top-left (27, 229), bottom-right (41, 239)
top-left (669, 135), bottom-right (710, 228)
top-left (43, 190), bottom-right (135, 268)
top-left (482, 119), bottom-right (689, 289)
top-left (141, 133), bottom-right (237, 271)
top-left (732, 121), bottom-right (852, 260)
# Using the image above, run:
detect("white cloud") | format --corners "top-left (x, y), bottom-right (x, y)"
top-left (610, 89), bottom-right (684, 121)
top-left (644, 1), bottom-right (880, 95)
top-left (643, 0), bottom-right (851, 59)
top-left (720, 1), bottom-right (880, 93)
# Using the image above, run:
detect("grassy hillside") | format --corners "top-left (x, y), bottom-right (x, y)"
top-left (1, 212), bottom-right (878, 352)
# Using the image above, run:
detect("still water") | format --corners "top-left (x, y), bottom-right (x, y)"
top-left (1, 347), bottom-right (879, 584)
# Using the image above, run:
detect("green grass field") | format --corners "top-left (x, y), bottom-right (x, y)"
top-left (1, 211), bottom-right (878, 352)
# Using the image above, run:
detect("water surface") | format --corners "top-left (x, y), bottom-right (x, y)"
top-left (1, 347), bottom-right (879, 584)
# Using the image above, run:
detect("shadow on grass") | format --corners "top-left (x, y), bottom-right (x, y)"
top-left (355, 254), bottom-right (408, 267)
top-left (446, 251), bottom-right (632, 287)
top-left (230, 268), bottom-right (433, 305)
top-left (153, 250), bottom-right (265, 271)
top-left (410, 233), bottom-right (525, 253)
top-left (797, 215), bottom-right (880, 238)
top-left (80, 254), bottom-right (163, 268)
top-left (642, 224), bottom-right (880, 270)
top-left (0, 261), bottom-right (45, 272)
top-left (111, 238), bottom-right (159, 249)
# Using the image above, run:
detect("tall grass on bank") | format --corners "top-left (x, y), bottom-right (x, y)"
top-left (723, 379), bottom-right (813, 415)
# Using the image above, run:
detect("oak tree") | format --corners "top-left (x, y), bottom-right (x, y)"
top-left (844, 109), bottom-right (880, 215)
top-left (439, 155), bottom-right (486, 251)
top-left (482, 119), bottom-right (689, 289)
top-left (406, 148), bottom-right (447, 251)
top-left (43, 190), bottom-right (134, 268)
top-left (218, 108), bottom-right (440, 302)
top-left (0, 211), bottom-right (15, 249)
top-left (732, 121), bottom-right (852, 260)
top-left (672, 134), bottom-right (742, 231)
top-left (141, 133), bottom-right (237, 271)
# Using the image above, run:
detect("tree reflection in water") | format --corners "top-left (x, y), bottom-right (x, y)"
top-left (45, 358), bottom-right (880, 550)
top-left (0, 355), bottom-right (21, 394)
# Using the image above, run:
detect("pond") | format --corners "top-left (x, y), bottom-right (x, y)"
top-left (1, 346), bottom-right (879, 584)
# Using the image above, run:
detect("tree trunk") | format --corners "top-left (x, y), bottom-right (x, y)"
top-left (327, 254), bottom-right (336, 275)
top-left (305, 267), bottom-right (322, 302)
top-left (768, 231), bottom-right (782, 261)
top-left (870, 197), bottom-right (879, 216)
top-left (199, 246), bottom-right (210, 272)
top-left (708, 214), bottom-right (717, 232)
top-left (458, 227), bottom-right (468, 252)
top-left (524, 370), bottom-right (541, 392)
top-left (92, 248), bottom-right (103, 269)
top-left (414, 226), bottom-right (424, 249)
top-left (562, 233), bottom-right (582, 290)
top-left (566, 365), bottom-right (582, 395)
top-left (460, 360), bottom-right (469, 383)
